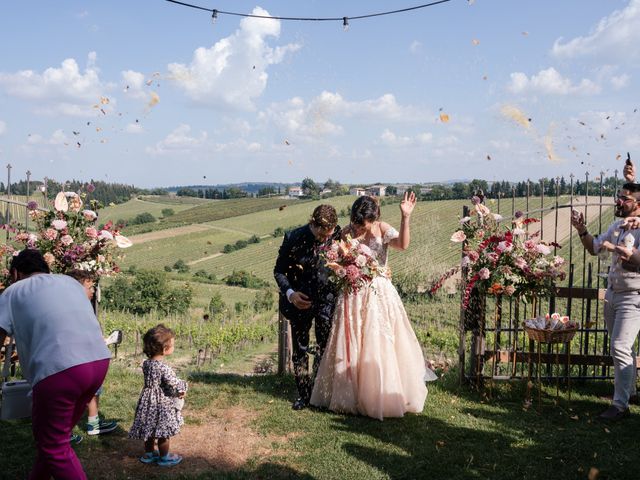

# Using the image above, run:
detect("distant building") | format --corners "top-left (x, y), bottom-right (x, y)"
top-left (320, 188), bottom-right (332, 196)
top-left (349, 187), bottom-right (366, 196)
top-left (365, 185), bottom-right (386, 197)
top-left (288, 186), bottom-right (303, 198)
top-left (394, 184), bottom-right (412, 196)
top-left (420, 187), bottom-right (432, 195)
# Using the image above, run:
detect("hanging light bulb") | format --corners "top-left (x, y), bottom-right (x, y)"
top-left (342, 16), bottom-right (349, 31)
top-left (211, 9), bottom-right (218, 24)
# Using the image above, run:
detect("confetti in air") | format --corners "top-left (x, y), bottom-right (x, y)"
top-left (148, 92), bottom-right (160, 108)
top-left (500, 105), bottom-right (531, 130)
top-left (439, 113), bottom-right (450, 123)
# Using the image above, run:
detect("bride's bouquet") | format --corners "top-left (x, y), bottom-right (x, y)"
top-left (322, 236), bottom-right (385, 294)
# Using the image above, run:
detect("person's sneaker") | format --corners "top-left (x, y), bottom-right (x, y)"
top-left (598, 405), bottom-right (630, 421)
top-left (139, 451), bottom-right (160, 464)
top-left (70, 433), bottom-right (83, 445)
top-left (157, 453), bottom-right (183, 467)
top-left (292, 397), bottom-right (308, 410)
top-left (86, 419), bottom-right (118, 436)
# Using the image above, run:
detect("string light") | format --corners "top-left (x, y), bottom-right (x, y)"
top-left (166, 0), bottom-right (452, 29)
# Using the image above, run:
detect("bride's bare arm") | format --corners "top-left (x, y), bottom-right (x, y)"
top-left (388, 191), bottom-right (416, 250)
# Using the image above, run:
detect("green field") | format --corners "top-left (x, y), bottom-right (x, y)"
top-left (98, 197), bottom-right (196, 225)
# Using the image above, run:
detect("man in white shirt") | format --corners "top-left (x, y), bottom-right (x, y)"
top-left (0, 249), bottom-right (111, 479)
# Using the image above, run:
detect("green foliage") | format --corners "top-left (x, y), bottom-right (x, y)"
top-left (301, 177), bottom-right (320, 196)
top-left (164, 265), bottom-right (173, 272)
top-left (235, 239), bottom-right (248, 250)
top-left (102, 270), bottom-right (193, 315)
top-left (161, 208), bottom-right (175, 217)
top-left (208, 292), bottom-right (226, 317)
top-left (272, 226), bottom-right (284, 237)
top-left (224, 270), bottom-right (268, 289)
top-left (173, 259), bottom-right (190, 273)
top-left (129, 212), bottom-right (156, 225)
top-left (253, 290), bottom-right (275, 312)
top-left (248, 235), bottom-right (261, 244)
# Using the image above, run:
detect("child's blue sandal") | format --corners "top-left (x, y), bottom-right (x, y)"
top-left (139, 451), bottom-right (160, 464)
top-left (157, 453), bottom-right (183, 467)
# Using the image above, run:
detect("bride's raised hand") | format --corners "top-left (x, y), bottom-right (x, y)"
top-left (400, 191), bottom-right (416, 218)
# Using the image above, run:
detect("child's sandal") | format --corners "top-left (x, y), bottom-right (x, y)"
top-left (139, 451), bottom-right (160, 464)
top-left (157, 453), bottom-right (183, 467)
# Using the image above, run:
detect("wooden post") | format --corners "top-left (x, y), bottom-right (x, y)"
top-left (277, 311), bottom-right (290, 375)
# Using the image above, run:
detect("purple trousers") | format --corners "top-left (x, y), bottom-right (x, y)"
top-left (29, 359), bottom-right (109, 480)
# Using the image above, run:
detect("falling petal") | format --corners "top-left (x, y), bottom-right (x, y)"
top-left (100, 96), bottom-right (110, 105)
top-left (472, 39), bottom-right (480, 46)
top-left (148, 92), bottom-right (160, 108)
top-left (439, 113), bottom-right (450, 123)
top-left (501, 105), bottom-right (531, 129)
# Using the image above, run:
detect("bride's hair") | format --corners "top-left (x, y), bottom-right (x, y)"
top-left (351, 196), bottom-right (380, 225)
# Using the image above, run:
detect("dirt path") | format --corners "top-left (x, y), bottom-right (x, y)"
top-left (526, 195), bottom-right (611, 244)
top-left (188, 252), bottom-right (223, 265)
top-left (129, 224), bottom-right (251, 245)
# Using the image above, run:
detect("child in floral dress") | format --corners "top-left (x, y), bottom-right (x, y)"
top-left (129, 324), bottom-right (187, 467)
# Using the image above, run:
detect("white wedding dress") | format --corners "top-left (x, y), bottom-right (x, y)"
top-left (310, 227), bottom-right (429, 420)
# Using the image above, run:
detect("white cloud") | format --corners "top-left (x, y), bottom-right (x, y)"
top-left (0, 52), bottom-right (111, 116)
top-left (121, 70), bottom-right (150, 100)
top-left (380, 129), bottom-right (432, 147)
top-left (0, 120), bottom-right (5, 136)
top-left (552, 0), bottom-right (640, 62)
top-left (126, 123), bottom-right (144, 134)
top-left (508, 67), bottom-right (601, 95)
top-left (611, 73), bottom-right (631, 90)
top-left (167, 7), bottom-right (301, 110)
top-left (146, 124), bottom-right (207, 155)
top-left (264, 91), bottom-right (430, 141)
top-left (409, 40), bottom-right (423, 54)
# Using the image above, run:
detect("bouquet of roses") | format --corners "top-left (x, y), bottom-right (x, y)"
top-left (524, 313), bottom-right (576, 331)
top-left (9, 189), bottom-right (131, 281)
top-left (321, 236), bottom-right (385, 295)
top-left (432, 196), bottom-right (566, 308)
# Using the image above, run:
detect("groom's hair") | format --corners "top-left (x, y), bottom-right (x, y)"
top-left (10, 248), bottom-right (50, 276)
top-left (310, 205), bottom-right (338, 229)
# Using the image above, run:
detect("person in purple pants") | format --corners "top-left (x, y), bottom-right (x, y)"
top-left (0, 249), bottom-right (111, 479)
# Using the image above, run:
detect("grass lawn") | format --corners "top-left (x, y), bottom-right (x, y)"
top-left (1, 342), bottom-right (638, 480)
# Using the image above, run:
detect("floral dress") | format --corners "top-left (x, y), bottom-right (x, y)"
top-left (129, 359), bottom-right (188, 440)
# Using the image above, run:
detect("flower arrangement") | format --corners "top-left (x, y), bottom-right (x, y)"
top-left (524, 313), bottom-right (576, 331)
top-left (322, 236), bottom-right (386, 294)
top-left (434, 196), bottom-right (566, 308)
top-left (1, 188), bottom-right (131, 291)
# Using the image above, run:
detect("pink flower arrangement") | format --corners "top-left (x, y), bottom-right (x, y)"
top-left (432, 199), bottom-right (566, 308)
top-left (322, 237), bottom-right (385, 294)
top-left (6, 189), bottom-right (132, 278)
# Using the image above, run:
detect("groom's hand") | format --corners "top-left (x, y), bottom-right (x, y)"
top-left (290, 292), bottom-right (312, 310)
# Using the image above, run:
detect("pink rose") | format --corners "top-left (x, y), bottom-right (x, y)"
top-left (98, 230), bottom-right (113, 241)
top-left (345, 264), bottom-right (360, 282)
top-left (44, 228), bottom-right (58, 240)
top-left (468, 251), bottom-right (479, 262)
top-left (325, 250), bottom-right (338, 262)
top-left (514, 257), bottom-right (527, 269)
top-left (85, 227), bottom-right (98, 239)
top-left (51, 219), bottom-right (67, 231)
top-left (60, 234), bottom-right (74, 246)
top-left (43, 252), bottom-right (56, 266)
top-left (504, 285), bottom-right (516, 296)
top-left (82, 209), bottom-right (98, 221)
top-left (461, 256), bottom-right (471, 267)
top-left (450, 230), bottom-right (466, 243)
top-left (478, 267), bottom-right (490, 280)
top-left (524, 240), bottom-right (536, 251)
top-left (355, 254), bottom-right (367, 267)
top-left (336, 267), bottom-right (346, 278)
top-left (535, 244), bottom-right (552, 255)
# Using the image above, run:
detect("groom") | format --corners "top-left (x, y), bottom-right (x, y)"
top-left (274, 205), bottom-right (339, 410)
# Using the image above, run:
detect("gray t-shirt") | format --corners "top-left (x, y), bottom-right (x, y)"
top-left (0, 274), bottom-right (111, 386)
top-left (593, 219), bottom-right (640, 292)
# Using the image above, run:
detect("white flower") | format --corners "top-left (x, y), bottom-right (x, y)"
top-left (450, 230), bottom-right (466, 243)
top-left (114, 234), bottom-right (132, 248)
top-left (512, 227), bottom-right (525, 236)
top-left (54, 192), bottom-right (68, 212)
top-left (51, 219), bottom-right (67, 231)
top-left (336, 267), bottom-right (346, 278)
top-left (355, 254), bottom-right (367, 267)
top-left (82, 209), bottom-right (98, 221)
top-left (535, 244), bottom-right (552, 255)
top-left (493, 214), bottom-right (504, 222)
top-left (478, 267), bottom-right (491, 280)
top-left (459, 216), bottom-right (471, 224)
top-left (98, 230), bottom-right (113, 241)
top-left (461, 256), bottom-right (471, 267)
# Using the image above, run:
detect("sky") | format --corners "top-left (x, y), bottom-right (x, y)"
top-left (0, 0), bottom-right (638, 188)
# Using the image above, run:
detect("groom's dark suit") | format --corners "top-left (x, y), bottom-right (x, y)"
top-left (274, 224), bottom-right (339, 403)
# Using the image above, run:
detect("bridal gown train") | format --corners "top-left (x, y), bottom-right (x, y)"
top-left (310, 227), bottom-right (429, 420)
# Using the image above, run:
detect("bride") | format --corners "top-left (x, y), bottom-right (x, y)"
top-left (310, 192), bottom-right (431, 420)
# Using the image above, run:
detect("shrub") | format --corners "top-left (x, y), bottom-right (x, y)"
top-left (164, 265), bottom-right (172, 272)
top-left (273, 227), bottom-right (284, 237)
top-left (223, 244), bottom-right (236, 254)
top-left (254, 290), bottom-right (275, 312)
top-left (194, 269), bottom-right (209, 279)
top-left (129, 212), bottom-right (156, 225)
top-left (161, 208), bottom-right (175, 217)
top-left (173, 259), bottom-right (190, 273)
top-left (102, 270), bottom-right (193, 315)
top-left (208, 292), bottom-right (226, 317)
top-left (234, 239), bottom-right (248, 250)
top-left (248, 235), bottom-right (261, 244)
top-left (224, 270), bottom-right (267, 289)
